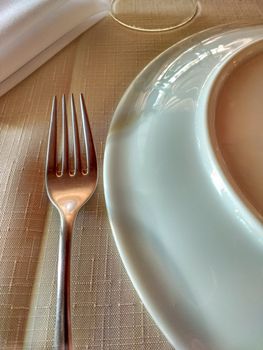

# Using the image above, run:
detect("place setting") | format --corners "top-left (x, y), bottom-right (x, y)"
top-left (0, 1), bottom-right (262, 349)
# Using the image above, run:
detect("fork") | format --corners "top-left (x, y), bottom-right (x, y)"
top-left (45, 94), bottom-right (98, 350)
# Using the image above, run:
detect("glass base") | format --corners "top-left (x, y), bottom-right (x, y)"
top-left (110, 0), bottom-right (198, 32)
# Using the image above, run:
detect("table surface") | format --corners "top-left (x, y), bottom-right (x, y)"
top-left (0, 1), bottom-right (263, 349)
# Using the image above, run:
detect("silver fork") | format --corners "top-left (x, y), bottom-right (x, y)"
top-left (45, 94), bottom-right (98, 350)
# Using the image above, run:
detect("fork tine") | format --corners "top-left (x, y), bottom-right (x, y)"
top-left (61, 95), bottom-right (69, 174)
top-left (71, 94), bottom-right (81, 174)
top-left (80, 94), bottom-right (97, 174)
top-left (46, 96), bottom-right (57, 173)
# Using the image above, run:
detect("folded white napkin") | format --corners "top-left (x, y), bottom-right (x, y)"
top-left (0, 0), bottom-right (110, 96)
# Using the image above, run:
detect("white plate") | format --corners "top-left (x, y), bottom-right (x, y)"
top-left (104, 25), bottom-right (263, 350)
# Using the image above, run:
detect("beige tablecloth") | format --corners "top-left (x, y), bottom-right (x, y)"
top-left (0, 1), bottom-right (263, 349)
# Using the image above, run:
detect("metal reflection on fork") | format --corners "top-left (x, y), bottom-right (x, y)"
top-left (45, 94), bottom-right (98, 350)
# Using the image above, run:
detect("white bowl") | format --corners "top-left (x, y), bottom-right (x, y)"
top-left (104, 25), bottom-right (263, 350)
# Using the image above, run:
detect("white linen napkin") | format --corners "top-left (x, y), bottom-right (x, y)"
top-left (0, 0), bottom-right (110, 96)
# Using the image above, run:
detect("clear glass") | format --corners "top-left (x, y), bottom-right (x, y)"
top-left (110, 0), bottom-right (198, 32)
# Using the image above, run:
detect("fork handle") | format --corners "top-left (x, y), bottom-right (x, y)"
top-left (54, 216), bottom-right (74, 350)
